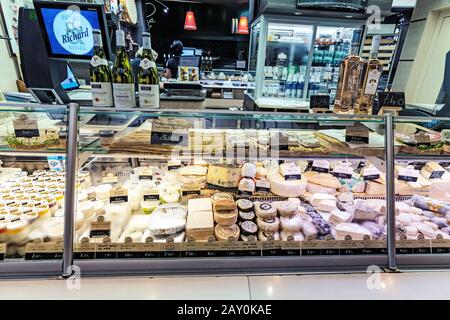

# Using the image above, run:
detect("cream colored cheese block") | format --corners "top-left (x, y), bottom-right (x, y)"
top-left (309, 193), bottom-right (337, 207)
top-left (267, 173), bottom-right (307, 197)
top-left (188, 197), bottom-right (212, 214)
top-left (180, 166), bottom-right (208, 176)
top-left (335, 223), bottom-right (372, 240)
top-left (207, 165), bottom-right (241, 188)
top-left (186, 211), bottom-right (214, 240)
top-left (328, 209), bottom-right (353, 225)
top-left (306, 182), bottom-right (338, 195)
top-left (303, 171), bottom-right (341, 189)
top-left (365, 181), bottom-right (386, 195)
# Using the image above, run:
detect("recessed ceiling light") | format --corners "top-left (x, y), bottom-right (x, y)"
top-left (345, 15), bottom-right (353, 18)
top-left (294, 11), bottom-right (302, 15)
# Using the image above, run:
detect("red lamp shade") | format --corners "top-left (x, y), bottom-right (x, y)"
top-left (237, 16), bottom-right (249, 34)
top-left (184, 10), bottom-right (197, 31)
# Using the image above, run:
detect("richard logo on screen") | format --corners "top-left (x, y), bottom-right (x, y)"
top-left (53, 9), bottom-right (93, 55)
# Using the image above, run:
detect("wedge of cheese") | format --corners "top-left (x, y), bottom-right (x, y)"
top-left (303, 171), bottom-right (341, 189)
top-left (268, 173), bottom-right (307, 197)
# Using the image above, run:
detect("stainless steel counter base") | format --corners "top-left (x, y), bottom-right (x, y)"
top-left (73, 256), bottom-right (389, 277)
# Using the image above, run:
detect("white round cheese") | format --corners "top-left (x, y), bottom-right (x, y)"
top-left (148, 204), bottom-right (187, 235)
top-left (241, 163), bottom-right (257, 179)
top-left (268, 173), bottom-right (307, 197)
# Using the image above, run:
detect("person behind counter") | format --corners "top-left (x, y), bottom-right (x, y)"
top-left (163, 40), bottom-right (183, 79)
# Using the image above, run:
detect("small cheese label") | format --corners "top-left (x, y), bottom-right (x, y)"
top-left (182, 185), bottom-right (201, 196)
top-left (280, 164), bottom-right (302, 181)
top-left (398, 167), bottom-right (419, 182)
top-left (167, 160), bottom-right (182, 171)
top-left (109, 187), bottom-right (128, 203)
top-left (429, 170), bottom-right (445, 179)
top-left (333, 165), bottom-right (353, 179)
top-left (255, 179), bottom-right (270, 193)
top-left (345, 123), bottom-right (369, 144)
top-left (143, 188), bottom-right (160, 201)
top-left (238, 178), bottom-right (255, 196)
top-left (363, 167), bottom-right (381, 181)
top-left (13, 115), bottom-right (40, 138)
top-left (102, 174), bottom-right (118, 184)
top-left (312, 160), bottom-right (330, 173)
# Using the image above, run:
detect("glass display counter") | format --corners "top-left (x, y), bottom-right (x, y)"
top-left (0, 101), bottom-right (449, 277)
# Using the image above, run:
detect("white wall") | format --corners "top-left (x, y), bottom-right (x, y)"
top-left (0, 14), bottom-right (18, 92)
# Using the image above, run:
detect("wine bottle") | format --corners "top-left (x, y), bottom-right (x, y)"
top-left (112, 29), bottom-right (136, 108)
top-left (90, 29), bottom-right (113, 107)
top-left (137, 32), bottom-right (160, 108)
top-left (354, 35), bottom-right (383, 115)
top-left (333, 46), bottom-right (362, 114)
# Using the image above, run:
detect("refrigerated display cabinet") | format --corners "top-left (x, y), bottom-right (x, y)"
top-left (0, 101), bottom-right (449, 278)
top-left (249, 15), bottom-right (366, 108)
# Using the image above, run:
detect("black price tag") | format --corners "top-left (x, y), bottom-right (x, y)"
top-left (430, 171), bottom-right (445, 179)
top-left (281, 249), bottom-right (301, 256)
top-left (241, 250), bottom-right (261, 257)
top-left (262, 249), bottom-right (282, 256)
top-left (144, 194), bottom-right (160, 201)
top-left (95, 251), bottom-right (117, 259)
top-left (345, 123), bottom-right (369, 144)
top-left (13, 117), bottom-right (40, 138)
top-left (340, 248), bottom-right (363, 255)
top-left (413, 247), bottom-right (431, 254)
top-left (283, 174), bottom-right (302, 181)
top-left (142, 251), bottom-right (160, 258)
top-left (378, 91), bottom-right (406, 109)
top-left (310, 95), bottom-right (330, 109)
top-left (301, 249), bottom-right (320, 256)
top-left (396, 248), bottom-right (413, 254)
top-left (321, 248), bottom-right (339, 255)
top-left (151, 131), bottom-right (188, 146)
top-left (117, 251), bottom-right (142, 259)
top-left (74, 252), bottom-right (95, 260)
top-left (161, 251), bottom-right (180, 258)
top-left (110, 195), bottom-right (128, 203)
top-left (90, 229), bottom-right (111, 238)
top-left (432, 247), bottom-right (450, 254)
top-left (139, 175), bottom-right (153, 181)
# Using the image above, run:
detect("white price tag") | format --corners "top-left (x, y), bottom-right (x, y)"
top-left (333, 165), bottom-right (353, 179)
top-left (398, 167), bottom-right (419, 182)
top-left (363, 167), bottom-right (381, 181)
top-left (312, 160), bottom-right (330, 173)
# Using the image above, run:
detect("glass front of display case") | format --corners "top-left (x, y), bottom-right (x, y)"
top-left (0, 104), bottom-right (68, 269)
top-left (71, 109), bottom-right (389, 267)
top-left (393, 116), bottom-right (450, 259)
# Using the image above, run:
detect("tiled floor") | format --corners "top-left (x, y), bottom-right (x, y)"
top-left (1, 271), bottom-right (450, 299)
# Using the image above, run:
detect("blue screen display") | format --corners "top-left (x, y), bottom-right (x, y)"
top-left (41, 7), bottom-right (100, 57)
top-left (61, 65), bottom-right (79, 90)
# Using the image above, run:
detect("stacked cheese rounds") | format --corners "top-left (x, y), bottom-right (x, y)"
top-left (236, 199), bottom-right (258, 241)
top-left (212, 194), bottom-right (240, 241)
top-left (254, 202), bottom-right (280, 241)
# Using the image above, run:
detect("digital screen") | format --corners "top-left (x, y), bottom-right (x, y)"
top-left (40, 7), bottom-right (100, 57)
top-left (61, 65), bottom-right (79, 90)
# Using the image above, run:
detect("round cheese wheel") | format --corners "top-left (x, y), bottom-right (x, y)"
top-left (241, 163), bottom-right (257, 179)
top-left (239, 210), bottom-right (255, 221)
top-left (211, 193), bottom-right (234, 203)
top-left (280, 214), bottom-right (303, 232)
top-left (268, 173), bottom-right (306, 197)
top-left (215, 224), bottom-right (240, 241)
top-left (238, 178), bottom-right (256, 194)
top-left (256, 216), bottom-right (280, 233)
top-left (277, 201), bottom-right (298, 217)
top-left (214, 209), bottom-right (238, 227)
top-left (240, 220), bottom-right (258, 236)
top-left (254, 202), bottom-right (277, 219)
top-left (236, 199), bottom-right (254, 212)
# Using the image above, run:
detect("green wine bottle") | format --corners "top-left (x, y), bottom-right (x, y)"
top-left (138, 32), bottom-right (160, 108)
top-left (90, 29), bottom-right (113, 107)
top-left (112, 29), bottom-right (136, 108)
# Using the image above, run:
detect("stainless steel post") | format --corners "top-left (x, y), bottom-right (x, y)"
top-left (385, 113), bottom-right (397, 270)
top-left (62, 103), bottom-right (79, 277)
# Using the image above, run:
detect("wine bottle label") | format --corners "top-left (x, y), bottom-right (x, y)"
top-left (90, 55), bottom-right (108, 68)
top-left (92, 82), bottom-right (113, 107)
top-left (113, 83), bottom-right (136, 108)
top-left (139, 58), bottom-right (156, 70)
top-left (93, 33), bottom-right (103, 47)
top-left (143, 36), bottom-right (151, 49)
top-left (116, 30), bottom-right (125, 47)
top-left (139, 84), bottom-right (159, 108)
top-left (364, 69), bottom-right (382, 95)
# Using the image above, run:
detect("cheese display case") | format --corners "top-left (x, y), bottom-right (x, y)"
top-left (71, 106), bottom-right (392, 276)
top-left (0, 101), bottom-right (449, 277)
top-left (0, 104), bottom-right (69, 277)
